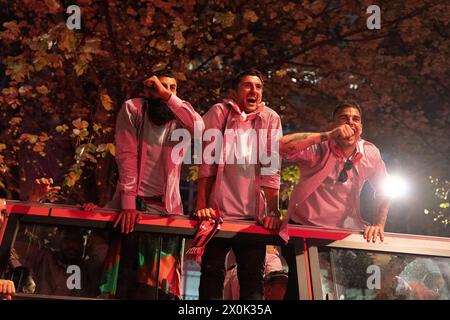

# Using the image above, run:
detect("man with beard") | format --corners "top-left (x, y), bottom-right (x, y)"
top-left (105, 70), bottom-right (204, 299)
top-left (111, 70), bottom-right (204, 220)
top-left (279, 101), bottom-right (390, 299)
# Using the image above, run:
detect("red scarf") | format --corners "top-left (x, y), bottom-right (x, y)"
top-left (186, 209), bottom-right (223, 263)
top-left (329, 140), bottom-right (363, 164)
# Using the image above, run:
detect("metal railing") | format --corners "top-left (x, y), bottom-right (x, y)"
top-left (1, 200), bottom-right (450, 300)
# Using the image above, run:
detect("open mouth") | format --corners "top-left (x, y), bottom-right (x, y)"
top-left (246, 97), bottom-right (257, 104)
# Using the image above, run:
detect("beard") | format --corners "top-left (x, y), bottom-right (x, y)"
top-left (145, 97), bottom-right (175, 126)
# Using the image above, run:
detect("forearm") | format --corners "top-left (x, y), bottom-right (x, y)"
top-left (262, 186), bottom-right (279, 214)
top-left (166, 94), bottom-right (205, 134)
top-left (196, 177), bottom-right (215, 210)
top-left (280, 132), bottom-right (328, 157)
top-left (373, 198), bottom-right (390, 227)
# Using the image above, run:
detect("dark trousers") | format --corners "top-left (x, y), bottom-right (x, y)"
top-left (116, 233), bottom-right (180, 300)
top-left (281, 243), bottom-right (300, 300)
top-left (199, 239), bottom-right (266, 300)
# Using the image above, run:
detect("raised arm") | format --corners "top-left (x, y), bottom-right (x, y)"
top-left (280, 125), bottom-right (356, 159)
top-left (144, 75), bottom-right (204, 134)
top-left (280, 132), bottom-right (327, 157)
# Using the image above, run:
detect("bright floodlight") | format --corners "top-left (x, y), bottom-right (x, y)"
top-left (381, 175), bottom-right (410, 199)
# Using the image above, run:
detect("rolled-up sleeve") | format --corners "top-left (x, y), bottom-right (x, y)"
top-left (282, 143), bottom-right (323, 168)
top-left (198, 104), bottom-right (226, 179)
top-left (260, 113), bottom-right (282, 190)
top-left (166, 94), bottom-right (205, 135)
top-left (115, 100), bottom-right (140, 210)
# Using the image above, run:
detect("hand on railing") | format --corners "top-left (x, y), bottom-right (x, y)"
top-left (29, 178), bottom-right (61, 203)
top-left (262, 210), bottom-right (282, 231)
top-left (0, 279), bottom-right (15, 300)
top-left (192, 207), bottom-right (217, 221)
top-left (82, 202), bottom-right (98, 212)
top-left (113, 209), bottom-right (142, 234)
top-left (363, 224), bottom-right (384, 243)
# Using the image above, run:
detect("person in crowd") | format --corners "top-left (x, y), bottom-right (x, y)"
top-left (279, 101), bottom-right (390, 299)
top-left (193, 69), bottom-right (283, 300)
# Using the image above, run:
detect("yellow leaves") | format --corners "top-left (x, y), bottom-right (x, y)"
top-left (275, 69), bottom-right (287, 77)
top-left (92, 123), bottom-right (102, 134)
top-left (2, 86), bottom-right (21, 108)
top-left (0, 155), bottom-right (7, 174)
top-left (18, 133), bottom-right (49, 156)
top-left (214, 12), bottom-right (235, 28)
top-left (106, 143), bottom-right (115, 156)
top-left (39, 133), bottom-right (50, 142)
top-left (96, 143), bottom-right (115, 157)
top-left (36, 85), bottom-right (49, 95)
top-left (18, 85), bottom-right (34, 98)
top-left (64, 169), bottom-right (82, 187)
top-left (281, 165), bottom-right (300, 184)
top-left (100, 91), bottom-right (113, 111)
top-left (32, 142), bottom-right (47, 156)
top-left (243, 9), bottom-right (258, 23)
top-left (30, 178), bottom-right (61, 203)
top-left (74, 53), bottom-right (92, 76)
top-left (74, 61), bottom-right (89, 76)
top-left (153, 39), bottom-right (171, 52)
top-left (174, 31), bottom-right (185, 49)
top-left (75, 144), bottom-right (96, 163)
top-left (4, 56), bottom-right (33, 82)
top-left (59, 30), bottom-right (77, 52)
top-left (0, 21), bottom-right (20, 41)
top-left (82, 38), bottom-right (105, 55)
top-left (74, 39), bottom-right (105, 76)
top-left (151, 62), bottom-right (168, 73)
top-left (176, 72), bottom-right (187, 81)
top-left (72, 118), bottom-right (89, 139)
top-left (72, 118), bottom-right (89, 129)
top-left (19, 133), bottom-right (38, 144)
top-left (96, 144), bottom-right (107, 153)
top-left (0, 144), bottom-right (6, 152)
top-left (173, 17), bottom-right (188, 50)
top-left (186, 166), bottom-right (198, 182)
top-left (142, 6), bottom-right (155, 26)
top-left (44, 0), bottom-right (61, 13)
top-left (56, 124), bottom-right (69, 133)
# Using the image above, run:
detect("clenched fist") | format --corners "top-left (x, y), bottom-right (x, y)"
top-left (327, 124), bottom-right (355, 141)
top-left (143, 76), bottom-right (172, 101)
top-left (192, 208), bottom-right (217, 221)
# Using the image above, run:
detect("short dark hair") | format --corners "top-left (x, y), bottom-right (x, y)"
top-left (232, 68), bottom-right (264, 89)
top-left (332, 100), bottom-right (362, 120)
top-left (153, 69), bottom-right (177, 80)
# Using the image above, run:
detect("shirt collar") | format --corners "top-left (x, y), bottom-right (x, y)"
top-left (329, 139), bottom-right (364, 164)
top-left (223, 99), bottom-right (265, 122)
